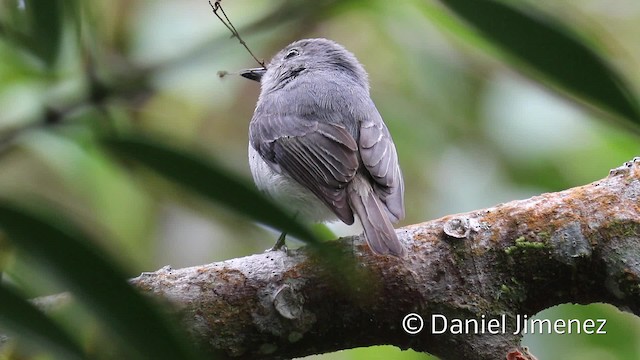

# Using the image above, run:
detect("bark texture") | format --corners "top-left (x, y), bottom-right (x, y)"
top-left (131, 158), bottom-right (640, 360)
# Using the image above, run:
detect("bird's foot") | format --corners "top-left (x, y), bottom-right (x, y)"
top-left (265, 232), bottom-right (289, 254)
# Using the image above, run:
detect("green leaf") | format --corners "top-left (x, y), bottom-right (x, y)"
top-left (102, 135), bottom-right (320, 246)
top-left (0, 203), bottom-right (202, 360)
top-left (0, 283), bottom-right (85, 360)
top-left (26, 0), bottom-right (65, 66)
top-left (435, 0), bottom-right (640, 129)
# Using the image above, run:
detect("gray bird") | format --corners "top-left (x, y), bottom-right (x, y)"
top-left (240, 38), bottom-right (405, 257)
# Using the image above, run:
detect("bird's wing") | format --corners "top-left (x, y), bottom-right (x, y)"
top-left (250, 113), bottom-right (359, 224)
top-left (358, 105), bottom-right (405, 222)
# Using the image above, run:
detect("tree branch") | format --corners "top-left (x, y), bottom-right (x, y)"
top-left (129, 158), bottom-right (639, 359)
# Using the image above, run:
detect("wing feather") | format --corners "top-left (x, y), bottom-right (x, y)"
top-left (358, 106), bottom-right (405, 223)
top-left (250, 114), bottom-right (358, 224)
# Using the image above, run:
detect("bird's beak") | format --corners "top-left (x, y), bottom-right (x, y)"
top-left (239, 67), bottom-right (267, 82)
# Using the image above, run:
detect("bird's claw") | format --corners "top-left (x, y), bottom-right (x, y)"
top-left (264, 232), bottom-right (289, 254)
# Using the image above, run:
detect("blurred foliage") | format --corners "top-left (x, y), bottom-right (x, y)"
top-left (0, 203), bottom-right (202, 360)
top-left (0, 0), bottom-right (639, 359)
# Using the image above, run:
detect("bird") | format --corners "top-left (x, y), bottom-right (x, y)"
top-left (239, 38), bottom-right (406, 257)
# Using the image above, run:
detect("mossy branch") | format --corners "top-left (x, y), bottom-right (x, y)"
top-left (128, 158), bottom-right (640, 360)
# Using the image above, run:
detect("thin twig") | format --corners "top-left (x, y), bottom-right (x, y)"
top-left (209, 0), bottom-right (266, 68)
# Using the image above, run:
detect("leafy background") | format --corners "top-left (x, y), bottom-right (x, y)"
top-left (0, 0), bottom-right (639, 359)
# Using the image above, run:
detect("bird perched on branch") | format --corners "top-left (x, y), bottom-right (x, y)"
top-left (240, 38), bottom-right (406, 257)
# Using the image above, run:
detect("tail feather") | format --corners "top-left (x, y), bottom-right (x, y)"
top-left (348, 177), bottom-right (406, 257)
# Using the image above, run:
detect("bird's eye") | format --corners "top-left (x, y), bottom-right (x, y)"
top-left (284, 49), bottom-right (300, 59)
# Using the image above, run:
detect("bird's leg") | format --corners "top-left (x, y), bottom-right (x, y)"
top-left (266, 212), bottom-right (299, 253)
top-left (265, 232), bottom-right (288, 254)
top-left (270, 231), bottom-right (288, 252)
